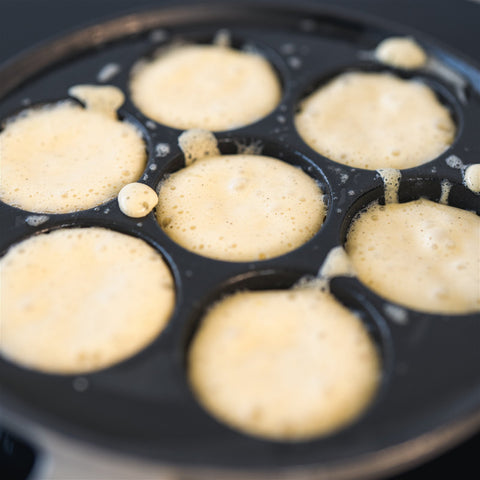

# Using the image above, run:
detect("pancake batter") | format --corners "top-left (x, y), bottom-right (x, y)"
top-left (0, 85), bottom-right (146, 213)
top-left (118, 182), bottom-right (158, 218)
top-left (464, 164), bottom-right (480, 194)
top-left (178, 129), bottom-right (220, 165)
top-left (375, 37), bottom-right (427, 69)
top-left (130, 44), bottom-right (281, 131)
top-left (0, 227), bottom-right (175, 373)
top-left (189, 286), bottom-right (380, 440)
top-left (156, 154), bottom-right (325, 261)
top-left (295, 72), bottom-right (455, 170)
top-left (345, 199), bottom-right (480, 314)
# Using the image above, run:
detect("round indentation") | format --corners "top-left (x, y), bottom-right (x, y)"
top-left (186, 271), bottom-right (383, 441)
top-left (155, 142), bottom-right (327, 262)
top-left (0, 95), bottom-right (147, 214)
top-left (343, 180), bottom-right (480, 314)
top-left (294, 70), bottom-right (457, 170)
top-left (0, 227), bottom-right (175, 374)
top-left (129, 41), bottom-right (282, 131)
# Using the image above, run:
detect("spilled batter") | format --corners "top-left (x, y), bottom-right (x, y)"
top-left (464, 164), bottom-right (480, 194)
top-left (375, 36), bottom-right (427, 69)
top-left (118, 182), bottom-right (158, 218)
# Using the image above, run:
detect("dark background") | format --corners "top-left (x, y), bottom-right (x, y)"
top-left (0, 0), bottom-right (479, 479)
top-left (1, 0), bottom-right (479, 67)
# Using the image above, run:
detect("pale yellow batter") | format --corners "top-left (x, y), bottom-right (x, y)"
top-left (189, 287), bottom-right (380, 440)
top-left (464, 164), bottom-right (480, 194)
top-left (0, 227), bottom-right (175, 373)
top-left (319, 245), bottom-right (355, 280)
top-left (68, 85), bottom-right (124, 119)
top-left (0, 85), bottom-right (146, 213)
top-left (375, 37), bottom-right (427, 69)
top-left (118, 182), bottom-right (158, 218)
top-left (178, 129), bottom-right (220, 166)
top-left (156, 154), bottom-right (325, 261)
top-left (345, 199), bottom-right (480, 314)
top-left (295, 72), bottom-right (455, 170)
top-left (130, 44), bottom-right (281, 131)
top-left (378, 168), bottom-right (402, 204)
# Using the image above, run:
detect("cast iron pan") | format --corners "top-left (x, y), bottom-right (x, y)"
top-left (0, 1), bottom-right (479, 478)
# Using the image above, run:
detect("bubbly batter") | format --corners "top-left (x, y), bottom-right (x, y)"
top-left (178, 129), bottom-right (220, 165)
top-left (156, 154), bottom-right (325, 261)
top-left (378, 168), bottom-right (402, 204)
top-left (0, 227), bottom-right (175, 373)
top-left (68, 85), bottom-right (124, 118)
top-left (0, 85), bottom-right (146, 213)
top-left (118, 182), bottom-right (158, 218)
top-left (189, 287), bottom-right (380, 440)
top-left (375, 37), bottom-right (427, 69)
top-left (345, 199), bottom-right (480, 314)
top-left (295, 72), bottom-right (455, 170)
top-left (130, 44), bottom-right (281, 131)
